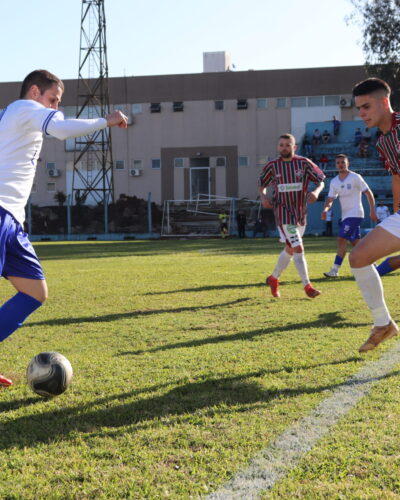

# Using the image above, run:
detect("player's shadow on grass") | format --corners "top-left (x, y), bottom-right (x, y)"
top-left (24, 298), bottom-right (251, 328)
top-left (1, 367), bottom-right (398, 450)
top-left (144, 282), bottom-right (264, 295)
top-left (119, 311), bottom-right (369, 356)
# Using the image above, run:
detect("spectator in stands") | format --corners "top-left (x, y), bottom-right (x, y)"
top-left (322, 130), bottom-right (331, 144)
top-left (376, 200), bottom-right (390, 223)
top-left (302, 135), bottom-right (313, 156)
top-left (363, 127), bottom-right (372, 143)
top-left (358, 139), bottom-right (369, 158)
top-left (312, 129), bottom-right (321, 145)
top-left (236, 209), bottom-right (247, 238)
top-left (318, 154), bottom-right (329, 169)
top-left (332, 116), bottom-right (340, 136)
top-left (354, 127), bottom-right (363, 146)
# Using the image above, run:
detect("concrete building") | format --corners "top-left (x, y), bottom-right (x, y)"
top-left (0, 62), bottom-right (367, 207)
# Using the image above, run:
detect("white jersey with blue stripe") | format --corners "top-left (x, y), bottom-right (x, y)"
top-left (0, 99), bottom-right (60, 226)
top-left (0, 99), bottom-right (107, 226)
top-left (327, 171), bottom-right (369, 219)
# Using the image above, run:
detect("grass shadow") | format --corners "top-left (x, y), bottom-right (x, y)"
top-left (2, 367), bottom-right (396, 450)
top-left (118, 311), bottom-right (369, 356)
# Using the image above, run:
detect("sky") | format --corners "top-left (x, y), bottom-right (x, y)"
top-left (0, 0), bottom-right (365, 83)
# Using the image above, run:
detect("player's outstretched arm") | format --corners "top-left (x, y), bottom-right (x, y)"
top-left (106, 110), bottom-right (128, 128)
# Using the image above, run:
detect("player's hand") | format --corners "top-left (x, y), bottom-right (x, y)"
top-left (370, 210), bottom-right (378, 223)
top-left (321, 211), bottom-right (327, 220)
top-left (106, 110), bottom-right (128, 129)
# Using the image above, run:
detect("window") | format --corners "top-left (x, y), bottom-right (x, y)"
top-left (216, 156), bottom-right (226, 167)
top-left (151, 159), bottom-right (161, 169)
top-left (214, 100), bottom-right (224, 111)
top-left (173, 101), bottom-right (184, 112)
top-left (174, 158), bottom-right (185, 168)
top-left (276, 97), bottom-right (287, 108)
top-left (238, 156), bottom-right (249, 167)
top-left (132, 159), bottom-right (143, 170)
top-left (308, 96), bottom-right (324, 107)
top-left (325, 95), bottom-right (340, 106)
top-left (132, 103), bottom-right (142, 114)
top-left (150, 103), bottom-right (161, 113)
top-left (47, 182), bottom-right (56, 192)
top-left (291, 97), bottom-right (307, 107)
top-left (237, 99), bottom-right (248, 110)
top-left (257, 98), bottom-right (268, 109)
top-left (115, 160), bottom-right (125, 170)
top-left (46, 162), bottom-right (56, 170)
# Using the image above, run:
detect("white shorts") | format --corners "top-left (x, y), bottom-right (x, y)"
top-left (378, 212), bottom-right (400, 239)
top-left (278, 224), bottom-right (306, 248)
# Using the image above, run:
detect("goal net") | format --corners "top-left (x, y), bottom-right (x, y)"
top-left (161, 194), bottom-right (264, 237)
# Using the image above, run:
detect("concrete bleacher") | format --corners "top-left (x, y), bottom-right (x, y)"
top-left (301, 120), bottom-right (392, 235)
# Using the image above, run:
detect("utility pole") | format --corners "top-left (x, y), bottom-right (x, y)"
top-left (72, 0), bottom-right (113, 226)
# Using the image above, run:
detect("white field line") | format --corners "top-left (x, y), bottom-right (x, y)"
top-left (207, 340), bottom-right (400, 500)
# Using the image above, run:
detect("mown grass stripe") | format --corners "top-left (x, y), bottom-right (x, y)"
top-left (207, 340), bottom-right (400, 500)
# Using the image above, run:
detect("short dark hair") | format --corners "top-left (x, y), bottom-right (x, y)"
top-left (279, 133), bottom-right (296, 143)
top-left (20, 70), bottom-right (64, 99)
top-left (352, 78), bottom-right (391, 98)
top-left (335, 154), bottom-right (348, 160)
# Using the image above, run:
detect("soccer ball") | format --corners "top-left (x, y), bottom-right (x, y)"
top-left (27, 352), bottom-right (73, 397)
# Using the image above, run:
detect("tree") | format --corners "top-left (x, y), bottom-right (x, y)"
top-left (54, 190), bottom-right (67, 207)
top-left (349, 0), bottom-right (400, 106)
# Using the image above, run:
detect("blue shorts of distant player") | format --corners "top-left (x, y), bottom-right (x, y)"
top-left (338, 217), bottom-right (363, 241)
top-left (0, 206), bottom-right (45, 280)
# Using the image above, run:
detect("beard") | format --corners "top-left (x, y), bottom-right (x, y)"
top-left (280, 152), bottom-right (293, 159)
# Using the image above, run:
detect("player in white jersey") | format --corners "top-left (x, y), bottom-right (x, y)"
top-left (0, 70), bottom-right (128, 386)
top-left (321, 154), bottom-right (376, 277)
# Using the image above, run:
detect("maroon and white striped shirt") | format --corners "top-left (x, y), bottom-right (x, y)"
top-left (259, 155), bottom-right (325, 226)
top-left (377, 112), bottom-right (400, 175)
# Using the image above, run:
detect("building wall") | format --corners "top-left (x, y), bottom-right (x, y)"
top-left (0, 65), bottom-right (367, 207)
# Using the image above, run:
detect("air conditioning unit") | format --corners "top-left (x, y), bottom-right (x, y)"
top-left (48, 168), bottom-right (60, 177)
top-left (129, 168), bottom-right (142, 177)
top-left (340, 96), bottom-right (352, 107)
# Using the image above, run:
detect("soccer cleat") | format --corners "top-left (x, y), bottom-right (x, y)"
top-left (358, 320), bottom-right (399, 353)
top-left (266, 275), bottom-right (280, 298)
top-left (0, 374), bottom-right (12, 387)
top-left (304, 283), bottom-right (321, 298)
top-left (323, 269), bottom-right (339, 278)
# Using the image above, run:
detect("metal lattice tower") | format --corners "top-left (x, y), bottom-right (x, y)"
top-left (72, 0), bottom-right (113, 207)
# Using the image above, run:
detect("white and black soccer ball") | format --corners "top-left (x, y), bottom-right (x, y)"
top-left (27, 351), bottom-right (73, 398)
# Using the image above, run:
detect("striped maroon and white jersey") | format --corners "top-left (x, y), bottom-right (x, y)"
top-left (377, 112), bottom-right (400, 175)
top-left (259, 155), bottom-right (325, 226)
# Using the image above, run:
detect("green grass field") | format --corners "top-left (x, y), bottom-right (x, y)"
top-left (0, 237), bottom-right (399, 499)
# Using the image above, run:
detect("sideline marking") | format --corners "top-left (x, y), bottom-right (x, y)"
top-left (207, 341), bottom-right (400, 500)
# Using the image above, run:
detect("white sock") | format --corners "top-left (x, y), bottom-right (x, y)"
top-left (293, 252), bottom-right (310, 286)
top-left (272, 250), bottom-right (292, 278)
top-left (351, 265), bottom-right (391, 327)
top-left (332, 263), bottom-right (340, 272)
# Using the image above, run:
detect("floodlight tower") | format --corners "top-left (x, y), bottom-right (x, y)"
top-left (72, 0), bottom-right (114, 212)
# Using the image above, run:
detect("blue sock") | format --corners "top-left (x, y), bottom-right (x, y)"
top-left (334, 255), bottom-right (343, 266)
top-left (376, 258), bottom-right (394, 277)
top-left (0, 292), bottom-right (42, 342)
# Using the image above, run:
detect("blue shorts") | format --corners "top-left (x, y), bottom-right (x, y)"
top-left (338, 217), bottom-right (362, 241)
top-left (0, 206), bottom-right (45, 280)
